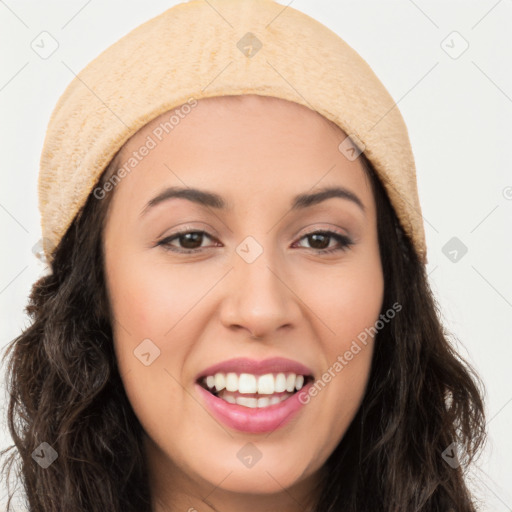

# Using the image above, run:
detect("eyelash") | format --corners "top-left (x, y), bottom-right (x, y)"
top-left (156, 228), bottom-right (354, 255)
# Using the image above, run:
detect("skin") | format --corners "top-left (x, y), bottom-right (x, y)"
top-left (102, 94), bottom-right (384, 512)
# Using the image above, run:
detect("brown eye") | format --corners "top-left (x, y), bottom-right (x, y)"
top-left (156, 229), bottom-right (353, 255)
top-left (305, 233), bottom-right (330, 250)
top-left (157, 230), bottom-right (217, 253)
top-left (294, 230), bottom-right (353, 254)
top-left (176, 232), bottom-right (207, 250)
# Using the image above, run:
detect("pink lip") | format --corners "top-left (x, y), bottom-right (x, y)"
top-left (196, 381), bottom-right (312, 433)
top-left (195, 356), bottom-right (314, 381)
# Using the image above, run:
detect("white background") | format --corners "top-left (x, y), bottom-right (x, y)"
top-left (1, 1), bottom-right (511, 510)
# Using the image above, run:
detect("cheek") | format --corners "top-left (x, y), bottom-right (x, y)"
top-left (300, 250), bottom-right (384, 349)
top-left (106, 252), bottom-right (202, 340)
top-left (295, 252), bottom-right (383, 443)
top-left (104, 253), bottom-right (196, 422)
top-left (105, 266), bottom-right (213, 472)
top-left (330, 268), bottom-right (383, 345)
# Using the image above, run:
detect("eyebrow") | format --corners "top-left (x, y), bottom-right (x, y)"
top-left (139, 185), bottom-right (365, 217)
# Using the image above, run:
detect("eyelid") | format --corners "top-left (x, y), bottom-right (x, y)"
top-left (155, 224), bottom-right (354, 255)
top-left (156, 222), bottom-right (220, 241)
top-left (294, 222), bottom-right (351, 240)
top-left (154, 226), bottom-right (221, 253)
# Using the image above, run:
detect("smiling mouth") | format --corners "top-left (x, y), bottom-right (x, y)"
top-left (197, 372), bottom-right (314, 408)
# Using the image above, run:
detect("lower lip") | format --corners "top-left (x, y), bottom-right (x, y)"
top-left (196, 382), bottom-right (312, 433)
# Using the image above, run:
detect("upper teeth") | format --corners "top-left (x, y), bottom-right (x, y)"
top-left (203, 372), bottom-right (306, 394)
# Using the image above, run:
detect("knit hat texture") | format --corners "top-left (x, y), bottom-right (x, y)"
top-left (38, 0), bottom-right (427, 264)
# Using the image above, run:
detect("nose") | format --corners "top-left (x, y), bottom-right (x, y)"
top-left (219, 246), bottom-right (301, 340)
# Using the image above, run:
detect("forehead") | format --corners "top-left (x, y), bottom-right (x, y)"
top-left (119, 94), bottom-right (350, 165)
top-left (111, 95), bottom-right (373, 213)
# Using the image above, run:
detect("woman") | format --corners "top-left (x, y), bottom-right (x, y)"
top-left (1, 1), bottom-right (486, 511)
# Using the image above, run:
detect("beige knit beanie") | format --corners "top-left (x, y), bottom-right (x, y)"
top-left (38, 0), bottom-right (427, 264)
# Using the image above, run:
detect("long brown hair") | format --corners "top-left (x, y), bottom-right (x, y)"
top-left (1, 150), bottom-right (486, 511)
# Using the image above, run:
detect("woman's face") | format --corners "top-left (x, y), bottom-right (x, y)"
top-left (103, 95), bottom-right (384, 510)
